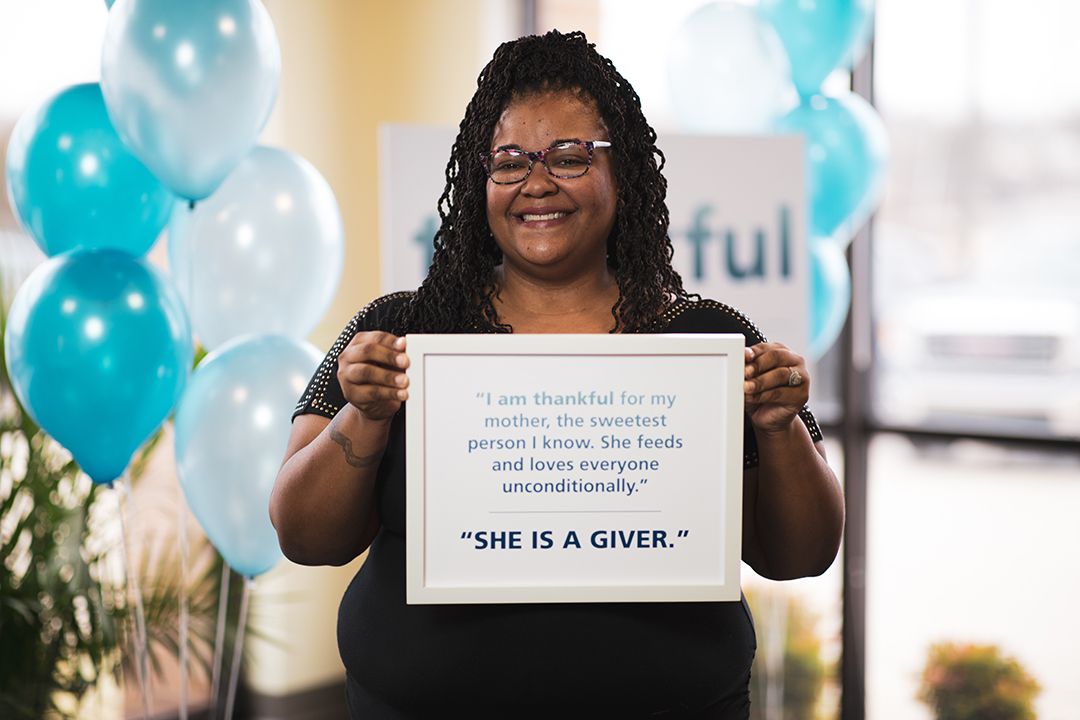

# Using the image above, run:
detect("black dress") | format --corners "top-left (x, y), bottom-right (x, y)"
top-left (292, 292), bottom-right (824, 719)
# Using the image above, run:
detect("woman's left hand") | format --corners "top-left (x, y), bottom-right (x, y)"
top-left (744, 342), bottom-right (810, 434)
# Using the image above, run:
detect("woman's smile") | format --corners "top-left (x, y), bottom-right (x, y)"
top-left (514, 207), bottom-right (574, 227)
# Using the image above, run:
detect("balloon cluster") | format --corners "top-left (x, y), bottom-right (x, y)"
top-left (3, 0), bottom-right (344, 579)
top-left (668, 0), bottom-right (887, 359)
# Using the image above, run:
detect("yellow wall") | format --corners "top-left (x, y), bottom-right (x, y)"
top-left (262, 0), bottom-right (522, 349)
top-left (247, 0), bottom-right (521, 696)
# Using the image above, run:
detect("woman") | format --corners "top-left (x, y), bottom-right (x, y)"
top-left (271, 30), bottom-right (843, 719)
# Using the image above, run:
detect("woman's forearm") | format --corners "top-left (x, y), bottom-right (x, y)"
top-left (750, 421), bottom-right (844, 579)
top-left (270, 405), bottom-right (392, 566)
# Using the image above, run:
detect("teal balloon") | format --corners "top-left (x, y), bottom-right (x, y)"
top-left (758, 0), bottom-right (874, 97)
top-left (3, 250), bottom-right (193, 484)
top-left (4, 83), bottom-right (175, 257)
top-left (777, 92), bottom-right (888, 242)
top-left (808, 240), bottom-right (851, 360)
top-left (168, 146), bottom-right (344, 350)
top-left (174, 334), bottom-right (322, 577)
top-left (101, 0), bottom-right (281, 199)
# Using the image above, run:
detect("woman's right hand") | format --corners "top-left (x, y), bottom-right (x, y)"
top-left (336, 331), bottom-right (410, 421)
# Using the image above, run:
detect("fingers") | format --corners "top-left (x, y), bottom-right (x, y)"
top-left (338, 361), bottom-right (410, 393)
top-left (744, 365), bottom-right (807, 395)
top-left (343, 331), bottom-right (409, 370)
top-left (744, 342), bottom-right (798, 373)
top-left (744, 384), bottom-right (806, 407)
top-left (338, 332), bottom-right (411, 416)
top-left (743, 342), bottom-right (809, 404)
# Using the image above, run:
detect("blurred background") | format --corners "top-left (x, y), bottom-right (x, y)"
top-left (1, 1), bottom-right (1078, 719)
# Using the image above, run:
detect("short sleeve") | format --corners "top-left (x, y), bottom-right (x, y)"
top-left (292, 292), bottom-right (413, 422)
top-left (657, 298), bottom-right (824, 469)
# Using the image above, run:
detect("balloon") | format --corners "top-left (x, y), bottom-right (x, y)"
top-left (758, 0), bottom-right (875, 97)
top-left (100, 0), bottom-right (280, 199)
top-left (173, 334), bottom-right (322, 577)
top-left (776, 92), bottom-right (888, 243)
top-left (167, 146), bottom-right (344, 350)
top-left (808, 240), bottom-right (851, 360)
top-left (3, 249), bottom-right (193, 484)
top-left (668, 2), bottom-right (795, 133)
top-left (4, 83), bottom-right (175, 257)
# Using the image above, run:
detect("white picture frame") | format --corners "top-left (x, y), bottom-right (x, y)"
top-left (405, 333), bottom-right (745, 604)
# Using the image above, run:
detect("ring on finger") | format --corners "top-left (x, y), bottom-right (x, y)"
top-left (787, 368), bottom-right (803, 387)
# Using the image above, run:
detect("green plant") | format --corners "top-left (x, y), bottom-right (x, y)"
top-left (0, 416), bottom-right (114, 718)
top-left (746, 588), bottom-right (831, 720)
top-left (918, 642), bottom-right (1041, 720)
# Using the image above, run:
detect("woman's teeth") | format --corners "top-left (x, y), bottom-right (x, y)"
top-left (522, 212), bottom-right (566, 222)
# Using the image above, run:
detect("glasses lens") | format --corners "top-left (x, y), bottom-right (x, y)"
top-left (545, 142), bottom-right (591, 178)
top-left (489, 149), bottom-right (530, 183)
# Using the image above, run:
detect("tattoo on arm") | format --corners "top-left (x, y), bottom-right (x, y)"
top-left (329, 414), bottom-right (382, 469)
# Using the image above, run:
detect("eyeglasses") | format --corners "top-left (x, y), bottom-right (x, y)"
top-left (482, 140), bottom-right (612, 185)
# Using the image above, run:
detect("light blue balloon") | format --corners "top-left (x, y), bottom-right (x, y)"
top-left (777, 92), bottom-right (888, 242)
top-left (100, 0), bottom-right (280, 200)
top-left (4, 83), bottom-right (175, 257)
top-left (758, 0), bottom-right (874, 97)
top-left (808, 240), bottom-right (851, 360)
top-left (168, 146), bottom-right (344, 350)
top-left (174, 334), bottom-right (322, 577)
top-left (3, 249), bottom-right (193, 484)
top-left (668, 2), bottom-right (795, 133)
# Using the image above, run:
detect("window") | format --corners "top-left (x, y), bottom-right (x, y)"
top-left (872, 0), bottom-right (1080, 442)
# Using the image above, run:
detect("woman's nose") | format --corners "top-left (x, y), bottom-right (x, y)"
top-left (521, 163), bottom-right (559, 197)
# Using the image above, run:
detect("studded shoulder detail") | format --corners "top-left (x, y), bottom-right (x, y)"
top-left (292, 291), bottom-right (415, 420)
top-left (652, 296), bottom-right (824, 468)
top-left (656, 297), bottom-right (768, 344)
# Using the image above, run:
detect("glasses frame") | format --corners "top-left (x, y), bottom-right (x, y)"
top-left (482, 139), bottom-right (613, 185)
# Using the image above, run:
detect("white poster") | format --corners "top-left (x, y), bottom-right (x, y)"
top-left (405, 333), bottom-right (745, 604)
top-left (379, 126), bottom-right (808, 353)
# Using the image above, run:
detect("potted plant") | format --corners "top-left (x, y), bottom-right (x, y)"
top-left (918, 642), bottom-right (1040, 720)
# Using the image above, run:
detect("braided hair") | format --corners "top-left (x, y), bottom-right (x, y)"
top-left (392, 30), bottom-right (691, 335)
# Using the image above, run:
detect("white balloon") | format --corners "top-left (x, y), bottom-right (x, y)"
top-left (668, 2), bottom-right (796, 133)
top-left (168, 146), bottom-right (345, 350)
top-left (174, 334), bottom-right (323, 577)
top-left (101, 0), bottom-right (281, 199)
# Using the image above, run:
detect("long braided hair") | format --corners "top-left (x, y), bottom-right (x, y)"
top-left (392, 30), bottom-right (691, 335)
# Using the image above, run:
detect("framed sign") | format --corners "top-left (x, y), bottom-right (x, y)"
top-left (405, 333), bottom-right (745, 604)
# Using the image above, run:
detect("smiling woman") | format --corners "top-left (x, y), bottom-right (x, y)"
top-left (271, 29), bottom-right (842, 719)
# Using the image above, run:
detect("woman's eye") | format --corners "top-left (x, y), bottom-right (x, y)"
top-left (494, 158), bottom-right (525, 170)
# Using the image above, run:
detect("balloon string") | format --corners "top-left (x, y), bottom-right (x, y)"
top-left (117, 475), bottom-right (153, 717)
top-left (209, 563), bottom-right (231, 715)
top-left (179, 202), bottom-right (196, 337)
top-left (223, 577), bottom-right (254, 720)
top-left (177, 481), bottom-right (189, 720)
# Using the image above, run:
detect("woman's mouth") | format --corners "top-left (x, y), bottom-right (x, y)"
top-left (519, 211), bottom-right (570, 224)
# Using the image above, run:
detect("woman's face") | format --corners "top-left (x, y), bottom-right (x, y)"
top-left (485, 91), bottom-right (617, 282)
